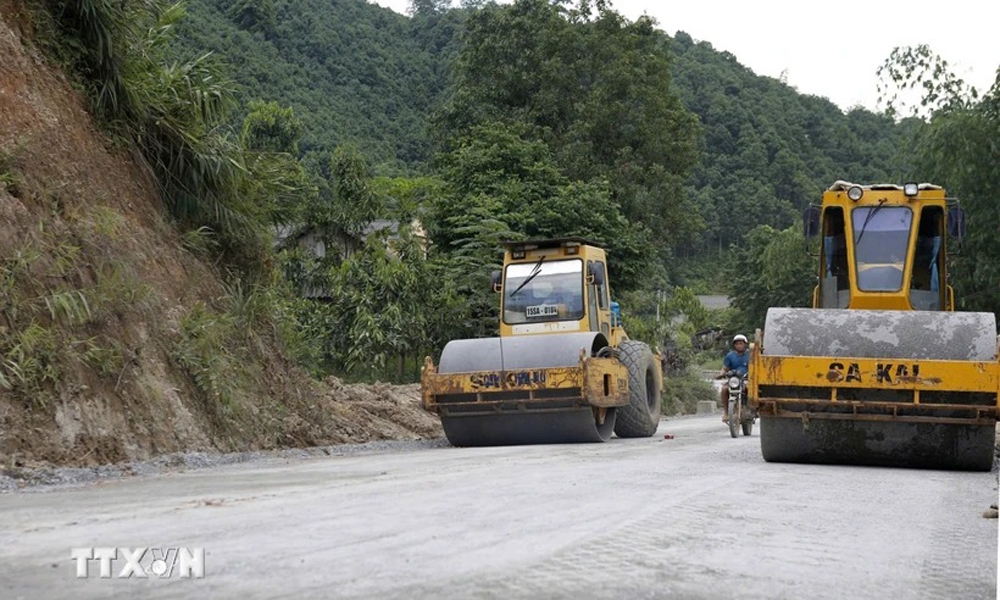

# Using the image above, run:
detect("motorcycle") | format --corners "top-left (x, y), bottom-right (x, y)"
top-left (718, 369), bottom-right (757, 438)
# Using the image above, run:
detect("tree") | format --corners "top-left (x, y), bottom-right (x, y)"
top-left (227, 0), bottom-right (276, 35)
top-left (241, 100), bottom-right (304, 155)
top-left (239, 100), bottom-right (313, 227)
top-left (664, 287), bottom-right (712, 332)
top-left (434, 0), bottom-right (701, 280)
top-left (325, 232), bottom-right (434, 379)
top-left (727, 225), bottom-right (815, 333)
top-left (876, 45), bottom-right (980, 120)
top-left (430, 121), bottom-right (648, 288)
top-left (409, 0), bottom-right (452, 16)
top-left (329, 145), bottom-right (385, 238)
top-left (877, 46), bottom-right (1000, 314)
top-left (433, 209), bottom-right (515, 340)
top-left (372, 176), bottom-right (444, 223)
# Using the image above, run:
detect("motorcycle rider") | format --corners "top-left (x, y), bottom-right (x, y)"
top-left (718, 334), bottom-right (750, 423)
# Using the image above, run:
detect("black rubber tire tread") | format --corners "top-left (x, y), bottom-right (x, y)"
top-left (742, 421), bottom-right (753, 436)
top-left (613, 340), bottom-right (662, 438)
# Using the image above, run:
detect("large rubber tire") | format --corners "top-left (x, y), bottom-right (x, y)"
top-left (613, 340), bottom-right (662, 438)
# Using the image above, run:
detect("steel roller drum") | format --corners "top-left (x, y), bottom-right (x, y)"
top-left (759, 308), bottom-right (998, 471)
top-left (759, 418), bottom-right (996, 471)
top-left (762, 308), bottom-right (997, 360)
top-left (441, 408), bottom-right (616, 446)
top-left (437, 333), bottom-right (615, 446)
top-left (438, 332), bottom-right (610, 373)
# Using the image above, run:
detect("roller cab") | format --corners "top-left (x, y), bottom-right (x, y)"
top-left (751, 182), bottom-right (1000, 470)
top-left (422, 239), bottom-right (663, 446)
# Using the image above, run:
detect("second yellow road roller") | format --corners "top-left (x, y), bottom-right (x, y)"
top-left (421, 238), bottom-right (663, 446)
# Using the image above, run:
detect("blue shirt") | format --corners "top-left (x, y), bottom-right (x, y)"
top-left (723, 350), bottom-right (749, 376)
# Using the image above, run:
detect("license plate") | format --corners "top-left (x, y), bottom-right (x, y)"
top-left (526, 304), bottom-right (558, 318)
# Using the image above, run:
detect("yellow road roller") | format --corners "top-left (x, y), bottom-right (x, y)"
top-left (749, 181), bottom-right (999, 470)
top-left (422, 238), bottom-right (663, 446)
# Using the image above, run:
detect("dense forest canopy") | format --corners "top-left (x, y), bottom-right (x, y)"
top-left (171, 0), bottom-right (911, 264)
top-left (164, 0), bottom-right (1000, 377)
top-left (174, 0), bottom-right (465, 173)
top-left (8, 0), bottom-right (996, 439)
top-left (668, 32), bottom-right (914, 255)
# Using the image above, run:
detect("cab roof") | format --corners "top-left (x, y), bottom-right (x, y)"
top-left (502, 237), bottom-right (602, 251)
top-left (827, 180), bottom-right (943, 192)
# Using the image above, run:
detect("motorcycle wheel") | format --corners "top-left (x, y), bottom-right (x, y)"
top-left (728, 398), bottom-right (739, 438)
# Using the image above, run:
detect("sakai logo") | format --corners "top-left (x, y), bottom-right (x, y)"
top-left (71, 547), bottom-right (205, 579)
top-left (469, 370), bottom-right (547, 389)
top-left (827, 362), bottom-right (921, 384)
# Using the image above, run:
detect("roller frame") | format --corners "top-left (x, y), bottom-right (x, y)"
top-left (421, 333), bottom-right (631, 446)
top-left (751, 307), bottom-right (1000, 470)
top-left (422, 354), bottom-right (629, 413)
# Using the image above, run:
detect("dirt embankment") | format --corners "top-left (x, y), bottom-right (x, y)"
top-left (0, 3), bottom-right (440, 470)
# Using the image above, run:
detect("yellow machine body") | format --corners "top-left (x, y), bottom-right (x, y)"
top-left (749, 182), bottom-right (999, 470)
top-left (422, 238), bottom-right (663, 446)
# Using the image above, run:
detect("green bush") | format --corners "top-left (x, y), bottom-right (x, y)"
top-left (662, 371), bottom-right (716, 416)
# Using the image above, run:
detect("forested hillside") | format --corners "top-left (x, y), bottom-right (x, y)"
top-left (166, 0), bottom-right (1000, 380)
top-left (173, 0), bottom-right (907, 255)
top-left (5, 0), bottom-right (996, 469)
top-left (668, 32), bottom-right (911, 254)
top-left (175, 0), bottom-right (464, 172)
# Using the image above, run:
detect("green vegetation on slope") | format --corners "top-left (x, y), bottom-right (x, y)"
top-left (170, 0), bottom-right (915, 290)
top-left (668, 32), bottom-right (913, 255)
top-left (173, 0), bottom-right (465, 172)
top-left (24, 0), bottom-right (1000, 395)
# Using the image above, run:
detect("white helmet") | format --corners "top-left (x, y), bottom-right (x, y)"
top-left (732, 334), bottom-right (748, 344)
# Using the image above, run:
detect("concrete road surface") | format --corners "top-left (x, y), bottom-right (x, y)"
top-left (1, 415), bottom-right (997, 599)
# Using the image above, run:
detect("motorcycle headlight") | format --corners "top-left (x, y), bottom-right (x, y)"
top-left (728, 376), bottom-right (741, 388)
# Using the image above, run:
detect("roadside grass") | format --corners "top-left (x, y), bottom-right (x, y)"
top-left (0, 145), bottom-right (25, 197)
top-left (171, 301), bottom-right (244, 410)
top-left (0, 225), bottom-right (155, 405)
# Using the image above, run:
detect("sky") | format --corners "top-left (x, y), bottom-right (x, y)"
top-left (370, 0), bottom-right (1000, 113)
